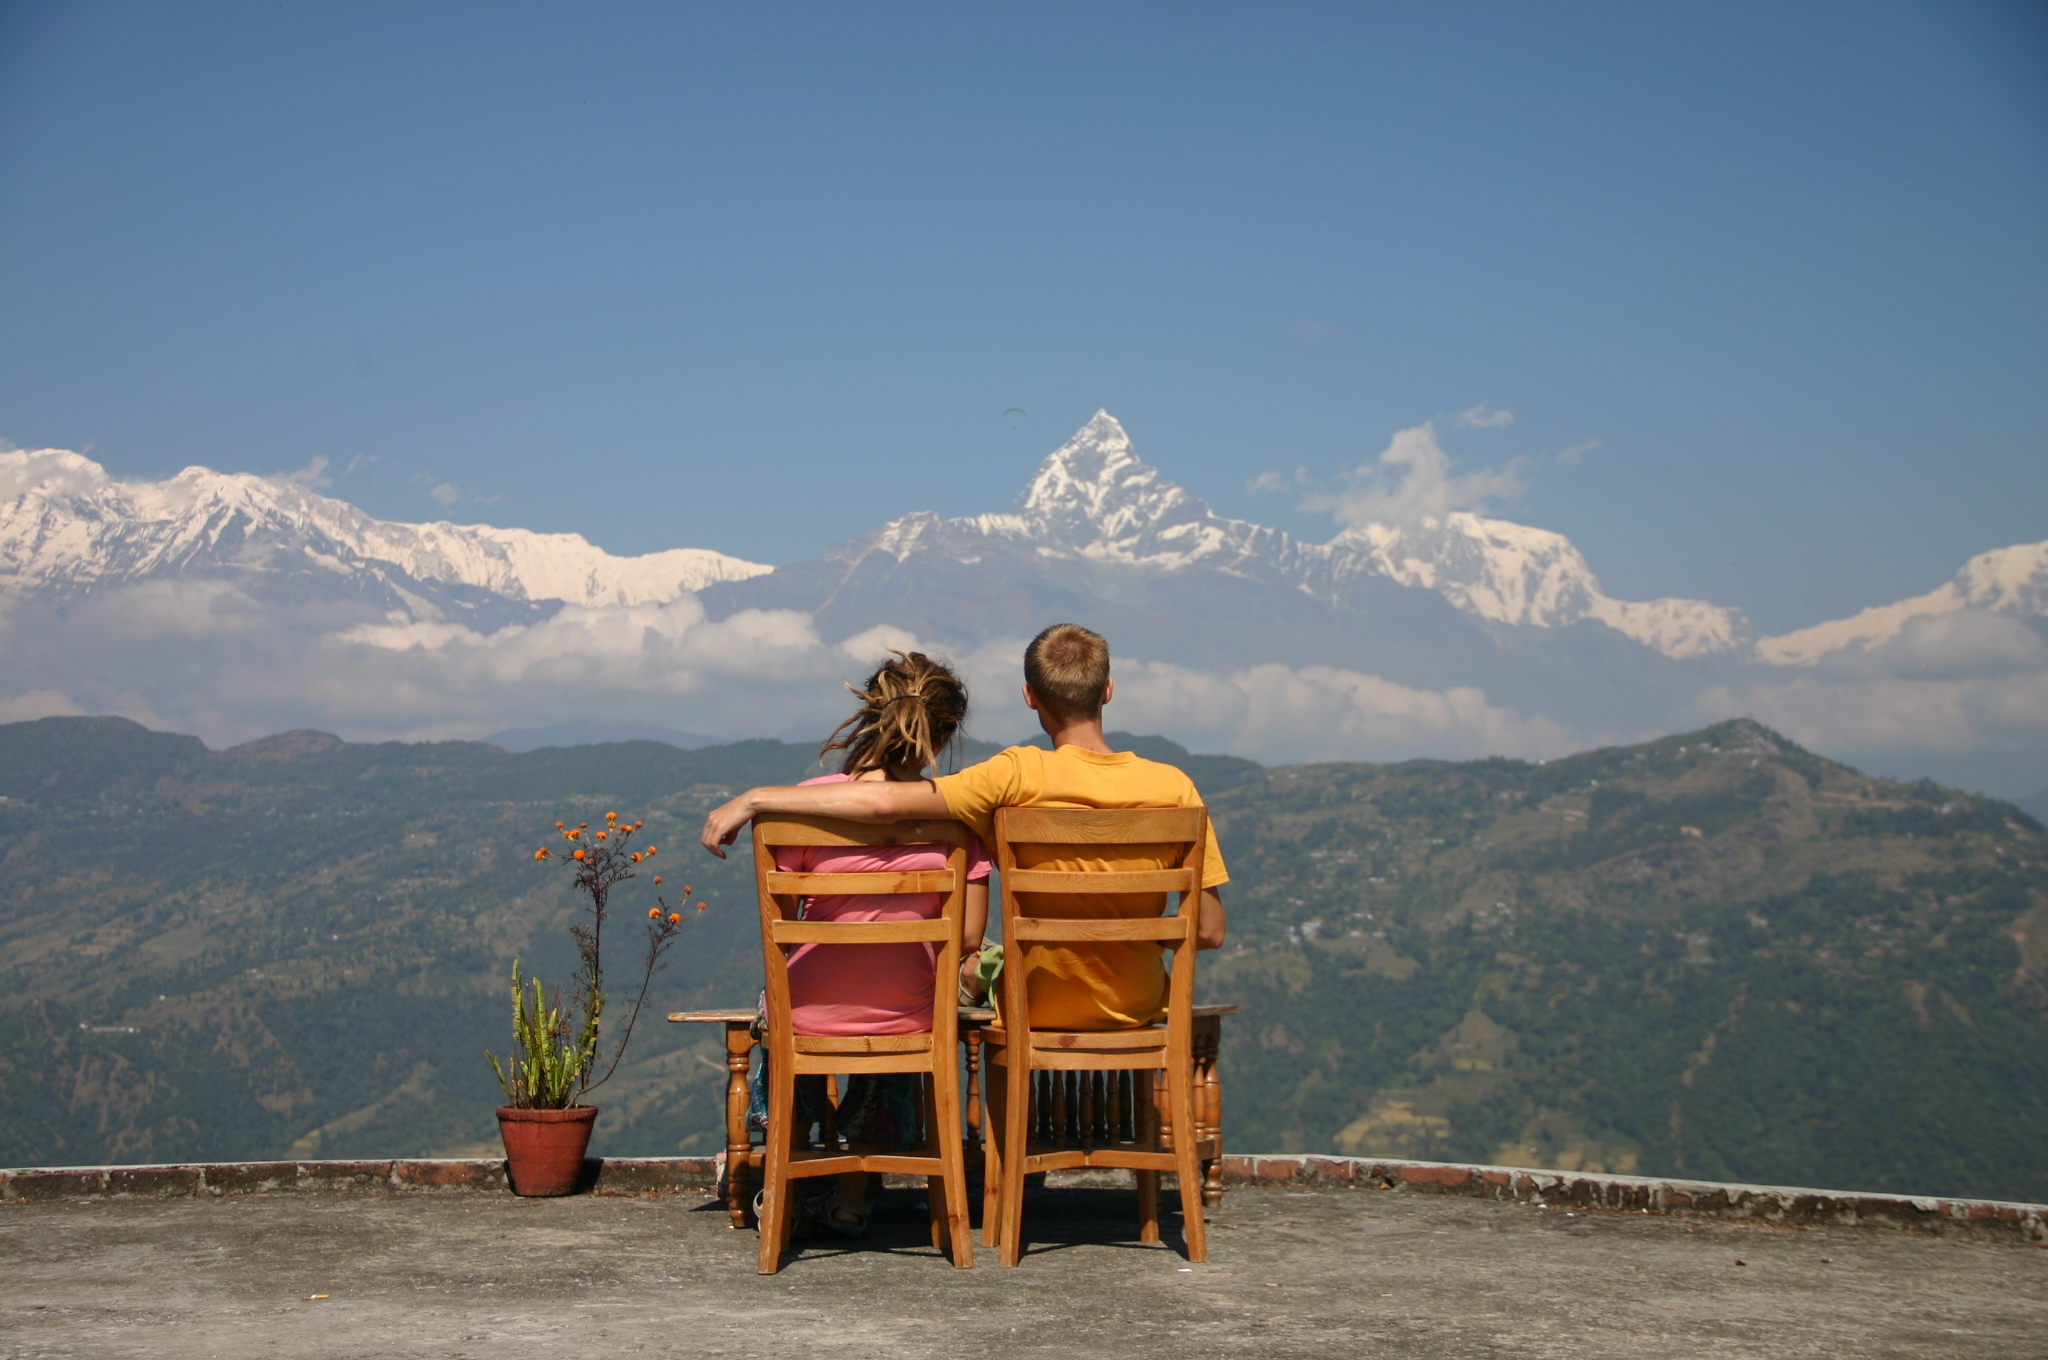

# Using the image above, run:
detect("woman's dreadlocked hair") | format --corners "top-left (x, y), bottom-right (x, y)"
top-left (818, 651), bottom-right (970, 778)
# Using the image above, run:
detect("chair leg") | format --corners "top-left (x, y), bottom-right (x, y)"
top-left (981, 1052), bottom-right (1006, 1249)
top-left (928, 1067), bottom-right (974, 1268)
top-left (1135, 1069), bottom-right (1161, 1244)
top-left (1166, 1056), bottom-right (1207, 1263)
top-left (999, 1055), bottom-right (1033, 1266)
top-left (756, 1063), bottom-right (797, 1274)
top-left (927, 1174), bottom-right (948, 1252)
top-left (918, 1074), bottom-right (945, 1252)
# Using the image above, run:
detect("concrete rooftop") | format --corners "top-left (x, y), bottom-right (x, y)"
top-left (3, 1178), bottom-right (2044, 1359)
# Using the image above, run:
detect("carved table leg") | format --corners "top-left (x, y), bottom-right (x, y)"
top-left (1196, 1016), bottom-right (1224, 1207)
top-left (964, 1029), bottom-right (982, 1141)
top-left (964, 1028), bottom-right (984, 1178)
top-left (724, 1022), bottom-right (755, 1229)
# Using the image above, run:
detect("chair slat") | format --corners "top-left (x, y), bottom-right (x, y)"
top-left (793, 1034), bottom-right (935, 1054)
top-left (1029, 1028), bottom-right (1170, 1051)
top-left (791, 1052), bottom-right (944, 1075)
top-left (1009, 916), bottom-right (1192, 942)
top-left (1004, 869), bottom-right (1195, 894)
top-left (996, 806), bottom-right (1204, 844)
top-left (770, 919), bottom-right (954, 945)
top-left (756, 814), bottom-right (972, 848)
top-left (994, 1048), bottom-right (1169, 1072)
top-left (766, 870), bottom-right (957, 895)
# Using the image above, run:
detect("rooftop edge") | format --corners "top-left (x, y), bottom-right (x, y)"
top-left (2, 1153), bottom-right (2041, 1244)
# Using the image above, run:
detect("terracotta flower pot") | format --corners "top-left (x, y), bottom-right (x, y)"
top-left (496, 1105), bottom-right (598, 1197)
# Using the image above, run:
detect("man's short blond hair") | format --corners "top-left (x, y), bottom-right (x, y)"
top-left (1024, 623), bottom-right (1111, 721)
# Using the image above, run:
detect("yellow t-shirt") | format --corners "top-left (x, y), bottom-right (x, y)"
top-left (935, 745), bottom-right (1229, 1031)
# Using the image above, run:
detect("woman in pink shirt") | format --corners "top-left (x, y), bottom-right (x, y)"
top-left (747, 651), bottom-right (990, 1237)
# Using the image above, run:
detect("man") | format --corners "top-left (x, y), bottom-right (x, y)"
top-left (699, 623), bottom-right (1228, 1029)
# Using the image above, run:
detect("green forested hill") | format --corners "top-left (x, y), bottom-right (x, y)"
top-left (1, 716), bottom-right (2042, 1202)
top-left (1203, 720), bottom-right (2048, 1201)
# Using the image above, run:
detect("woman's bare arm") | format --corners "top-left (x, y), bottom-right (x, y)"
top-left (698, 779), bottom-right (952, 858)
top-left (958, 881), bottom-right (991, 995)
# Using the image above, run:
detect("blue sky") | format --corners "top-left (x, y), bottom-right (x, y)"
top-left (1, 1), bottom-right (2042, 635)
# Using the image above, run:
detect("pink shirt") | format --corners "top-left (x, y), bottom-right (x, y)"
top-left (777, 775), bottom-right (992, 1036)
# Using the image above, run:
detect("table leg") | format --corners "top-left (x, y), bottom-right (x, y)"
top-left (964, 1028), bottom-right (983, 1174)
top-left (1197, 1016), bottom-right (1224, 1207)
top-left (724, 1023), bottom-right (754, 1229)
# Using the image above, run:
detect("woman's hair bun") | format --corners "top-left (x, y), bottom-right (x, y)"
top-left (818, 651), bottom-right (969, 777)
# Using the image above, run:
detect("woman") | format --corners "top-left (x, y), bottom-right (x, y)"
top-left (748, 650), bottom-right (990, 1237)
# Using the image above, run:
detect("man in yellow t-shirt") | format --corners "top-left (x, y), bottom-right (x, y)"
top-left (699, 623), bottom-right (1229, 1030)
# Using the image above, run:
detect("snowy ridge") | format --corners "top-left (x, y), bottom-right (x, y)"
top-left (1756, 540), bottom-right (2048, 666)
top-left (837, 411), bottom-right (1748, 658)
top-left (1329, 516), bottom-right (1746, 658)
top-left (0, 448), bottom-right (770, 609)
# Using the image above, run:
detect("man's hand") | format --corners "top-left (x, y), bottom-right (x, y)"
top-left (697, 779), bottom-right (953, 858)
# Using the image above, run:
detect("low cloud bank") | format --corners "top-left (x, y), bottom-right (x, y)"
top-left (1, 584), bottom-right (2041, 793)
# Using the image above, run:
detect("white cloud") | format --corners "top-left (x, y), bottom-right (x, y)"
top-left (275, 457), bottom-right (333, 489)
top-left (1456, 404), bottom-right (1515, 429)
top-left (1107, 659), bottom-right (1576, 764)
top-left (430, 482), bottom-right (464, 507)
top-left (0, 579), bottom-right (1596, 769)
top-left (1246, 467), bottom-right (1307, 495)
top-left (0, 689), bottom-right (84, 722)
top-left (1705, 667), bottom-right (2048, 759)
top-left (1303, 423), bottom-right (1526, 528)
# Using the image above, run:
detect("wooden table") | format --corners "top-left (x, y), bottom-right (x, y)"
top-left (668, 1004), bottom-right (1240, 1229)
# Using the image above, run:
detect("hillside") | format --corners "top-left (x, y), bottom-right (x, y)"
top-left (1, 716), bottom-right (2043, 1201)
top-left (1204, 719), bottom-right (2048, 1200)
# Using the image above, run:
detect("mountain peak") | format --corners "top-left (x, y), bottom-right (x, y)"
top-left (1013, 411), bottom-right (1217, 550)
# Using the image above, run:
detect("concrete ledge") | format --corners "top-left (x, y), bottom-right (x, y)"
top-left (0, 1156), bottom-right (719, 1203)
top-left (1219, 1154), bottom-right (2048, 1244)
top-left (5, 1152), bottom-right (2042, 1243)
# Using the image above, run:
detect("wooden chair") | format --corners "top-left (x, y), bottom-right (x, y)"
top-left (750, 814), bottom-right (976, 1273)
top-left (980, 806), bottom-right (1210, 1266)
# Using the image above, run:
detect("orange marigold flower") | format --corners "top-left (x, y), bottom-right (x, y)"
top-left (648, 907), bottom-right (661, 920)
top-left (555, 821), bottom-right (565, 829)
top-left (667, 911), bottom-right (682, 924)
top-left (572, 849), bottom-right (586, 861)
top-left (596, 830), bottom-right (607, 840)
top-left (630, 852), bottom-right (641, 862)
top-left (633, 821), bottom-right (643, 829)
top-left (681, 884), bottom-right (692, 895)
top-left (533, 848), bottom-right (548, 860)
top-left (652, 876), bottom-right (662, 885)
top-left (607, 811), bottom-right (618, 821)
top-left (645, 846), bottom-right (657, 856)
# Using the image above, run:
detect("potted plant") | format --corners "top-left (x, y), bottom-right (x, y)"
top-left (489, 811), bottom-right (704, 1195)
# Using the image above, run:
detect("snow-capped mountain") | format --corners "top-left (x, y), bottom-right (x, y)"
top-left (2, 413), bottom-right (2040, 794)
top-left (0, 447), bottom-right (770, 622)
top-left (1756, 539), bottom-right (2048, 666)
top-left (718, 411), bottom-right (1748, 660)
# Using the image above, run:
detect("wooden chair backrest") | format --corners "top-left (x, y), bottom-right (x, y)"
top-left (992, 806), bottom-right (1207, 1037)
top-left (751, 815), bottom-right (974, 1062)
